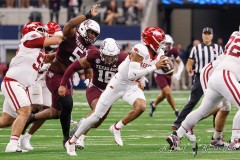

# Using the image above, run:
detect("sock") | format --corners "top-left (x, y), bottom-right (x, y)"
top-left (213, 129), bottom-right (222, 139)
top-left (115, 120), bottom-right (125, 130)
top-left (25, 133), bottom-right (32, 140)
top-left (152, 102), bottom-right (156, 107)
top-left (176, 126), bottom-right (187, 138)
top-left (80, 134), bottom-right (86, 141)
top-left (231, 129), bottom-right (240, 142)
top-left (58, 95), bottom-right (73, 139)
top-left (10, 135), bottom-right (19, 145)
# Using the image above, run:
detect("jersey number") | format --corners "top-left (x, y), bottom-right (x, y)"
top-left (69, 47), bottom-right (84, 62)
top-left (98, 70), bottom-right (115, 83)
top-left (33, 53), bottom-right (44, 71)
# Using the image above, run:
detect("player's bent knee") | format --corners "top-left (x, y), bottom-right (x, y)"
top-left (17, 106), bottom-right (31, 116)
top-left (134, 100), bottom-right (146, 111)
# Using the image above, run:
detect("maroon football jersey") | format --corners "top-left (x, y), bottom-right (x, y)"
top-left (87, 50), bottom-right (127, 90)
top-left (56, 32), bottom-right (95, 67)
top-left (165, 47), bottom-right (179, 62)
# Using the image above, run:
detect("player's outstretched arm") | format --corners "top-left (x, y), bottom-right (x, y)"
top-left (43, 35), bottom-right (63, 48)
top-left (58, 57), bottom-right (90, 96)
top-left (63, 4), bottom-right (101, 39)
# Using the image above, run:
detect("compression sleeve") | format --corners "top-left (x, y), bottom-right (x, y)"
top-left (60, 60), bottom-right (82, 86)
top-left (128, 61), bottom-right (156, 81)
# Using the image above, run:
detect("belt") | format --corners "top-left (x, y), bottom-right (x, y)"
top-left (3, 77), bottom-right (17, 82)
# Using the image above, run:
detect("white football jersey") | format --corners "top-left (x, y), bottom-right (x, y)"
top-left (216, 31), bottom-right (240, 81)
top-left (116, 43), bottom-right (164, 84)
top-left (5, 31), bottom-right (45, 86)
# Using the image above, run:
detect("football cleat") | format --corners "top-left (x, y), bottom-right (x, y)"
top-left (65, 140), bottom-right (77, 156)
top-left (228, 139), bottom-right (240, 150)
top-left (166, 131), bottom-right (181, 150)
top-left (149, 101), bottom-right (156, 117)
top-left (19, 135), bottom-right (33, 150)
top-left (76, 137), bottom-right (85, 150)
top-left (109, 124), bottom-right (123, 146)
top-left (210, 136), bottom-right (229, 147)
top-left (185, 128), bottom-right (196, 142)
top-left (5, 143), bottom-right (28, 153)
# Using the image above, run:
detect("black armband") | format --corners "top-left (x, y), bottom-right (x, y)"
top-left (84, 10), bottom-right (92, 19)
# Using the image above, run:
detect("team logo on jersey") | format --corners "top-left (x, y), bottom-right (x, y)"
top-left (95, 58), bottom-right (100, 64)
top-left (47, 71), bottom-right (54, 78)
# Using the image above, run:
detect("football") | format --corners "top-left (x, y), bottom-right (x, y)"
top-left (162, 57), bottom-right (174, 76)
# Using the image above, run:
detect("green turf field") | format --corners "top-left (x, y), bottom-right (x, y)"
top-left (0, 90), bottom-right (239, 160)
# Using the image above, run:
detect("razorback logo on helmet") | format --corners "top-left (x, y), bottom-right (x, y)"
top-left (152, 30), bottom-right (163, 37)
top-left (134, 47), bottom-right (138, 52)
top-left (27, 23), bottom-right (37, 28)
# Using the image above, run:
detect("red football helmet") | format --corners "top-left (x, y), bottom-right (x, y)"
top-left (44, 22), bottom-right (62, 37)
top-left (141, 26), bottom-right (166, 53)
top-left (21, 22), bottom-right (45, 36)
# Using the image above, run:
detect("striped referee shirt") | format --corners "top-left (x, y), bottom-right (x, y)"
top-left (189, 43), bottom-right (223, 74)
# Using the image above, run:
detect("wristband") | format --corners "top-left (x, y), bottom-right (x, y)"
top-left (85, 10), bottom-right (92, 19)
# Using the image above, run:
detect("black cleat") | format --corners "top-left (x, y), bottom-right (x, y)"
top-left (149, 101), bottom-right (156, 117)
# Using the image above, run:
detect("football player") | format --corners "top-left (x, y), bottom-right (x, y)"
top-left (0, 22), bottom-right (62, 152)
top-left (167, 30), bottom-right (240, 150)
top-left (24, 4), bottom-right (101, 148)
top-left (64, 26), bottom-right (169, 156)
top-left (149, 34), bottom-right (184, 118)
top-left (58, 38), bottom-right (127, 149)
top-left (18, 21), bottom-right (63, 151)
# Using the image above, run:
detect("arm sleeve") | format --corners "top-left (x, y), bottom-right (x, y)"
top-left (60, 60), bottom-right (82, 86)
top-left (24, 37), bottom-right (45, 48)
top-left (128, 61), bottom-right (156, 81)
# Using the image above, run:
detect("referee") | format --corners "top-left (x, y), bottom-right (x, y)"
top-left (172, 27), bottom-right (223, 130)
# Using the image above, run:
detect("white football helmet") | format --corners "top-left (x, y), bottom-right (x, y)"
top-left (78, 19), bottom-right (100, 44)
top-left (165, 34), bottom-right (174, 50)
top-left (100, 38), bottom-right (120, 65)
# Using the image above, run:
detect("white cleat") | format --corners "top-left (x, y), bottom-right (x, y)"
top-left (76, 138), bottom-right (84, 150)
top-left (5, 143), bottom-right (28, 153)
top-left (185, 130), bottom-right (196, 142)
top-left (65, 141), bottom-right (77, 156)
top-left (19, 135), bottom-right (33, 151)
top-left (109, 125), bottom-right (123, 147)
top-left (228, 139), bottom-right (240, 150)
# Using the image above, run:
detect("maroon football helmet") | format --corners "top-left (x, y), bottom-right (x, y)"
top-left (141, 26), bottom-right (166, 53)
